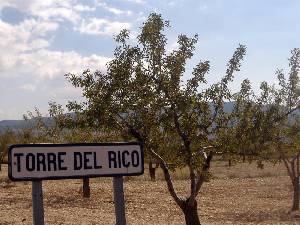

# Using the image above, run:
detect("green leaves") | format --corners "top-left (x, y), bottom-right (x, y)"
top-left (224, 44), bottom-right (246, 84)
top-left (186, 60), bottom-right (209, 94)
top-left (229, 48), bottom-right (300, 165)
top-left (63, 13), bottom-right (248, 179)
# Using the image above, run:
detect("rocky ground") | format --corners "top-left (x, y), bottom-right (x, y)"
top-left (1, 162), bottom-right (300, 224)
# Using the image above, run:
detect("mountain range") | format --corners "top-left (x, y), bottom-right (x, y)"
top-left (0, 102), bottom-right (298, 133)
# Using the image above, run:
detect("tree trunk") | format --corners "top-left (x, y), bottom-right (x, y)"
top-left (149, 161), bottom-right (156, 181)
top-left (83, 177), bottom-right (90, 198)
top-left (149, 159), bottom-right (159, 181)
top-left (181, 199), bottom-right (201, 225)
top-left (242, 154), bottom-right (246, 163)
top-left (292, 176), bottom-right (300, 211)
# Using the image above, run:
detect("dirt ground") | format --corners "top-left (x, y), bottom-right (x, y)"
top-left (1, 161), bottom-right (300, 225)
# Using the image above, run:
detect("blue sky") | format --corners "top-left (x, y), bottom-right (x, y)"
top-left (0, 0), bottom-right (299, 120)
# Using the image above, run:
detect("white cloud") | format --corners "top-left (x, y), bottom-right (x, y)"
top-left (124, 0), bottom-right (146, 4)
top-left (78, 18), bottom-right (131, 36)
top-left (2, 49), bottom-right (110, 79)
top-left (0, 17), bottom-right (110, 79)
top-left (105, 6), bottom-right (132, 16)
top-left (0, 19), bottom-right (58, 75)
top-left (96, 1), bottom-right (132, 16)
top-left (19, 84), bottom-right (36, 91)
top-left (0, 45), bottom-right (110, 119)
top-left (74, 4), bottom-right (96, 12)
top-left (34, 7), bottom-right (81, 24)
top-left (27, 50), bottom-right (110, 78)
top-left (0, 18), bottom-right (58, 73)
top-left (0, 0), bottom-right (92, 24)
top-left (0, 0), bottom-right (118, 120)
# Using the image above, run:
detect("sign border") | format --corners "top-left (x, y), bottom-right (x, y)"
top-left (8, 142), bottom-right (144, 181)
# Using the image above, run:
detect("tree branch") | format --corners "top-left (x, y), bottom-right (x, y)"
top-left (148, 149), bottom-right (184, 207)
top-left (278, 148), bottom-right (294, 180)
top-left (116, 113), bottom-right (144, 142)
top-left (195, 150), bottom-right (213, 197)
top-left (273, 105), bottom-right (300, 124)
top-left (172, 108), bottom-right (190, 148)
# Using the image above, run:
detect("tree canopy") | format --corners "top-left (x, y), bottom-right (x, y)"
top-left (65, 13), bottom-right (247, 225)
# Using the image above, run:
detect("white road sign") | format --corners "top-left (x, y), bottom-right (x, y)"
top-left (8, 143), bottom-right (143, 181)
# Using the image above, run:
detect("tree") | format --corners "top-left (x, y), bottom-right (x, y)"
top-left (0, 119), bottom-right (40, 170)
top-left (263, 49), bottom-right (300, 211)
top-left (66, 13), bottom-right (246, 225)
top-left (0, 129), bottom-right (16, 170)
top-left (229, 49), bottom-right (300, 211)
top-left (215, 78), bottom-right (257, 165)
top-left (278, 118), bottom-right (300, 211)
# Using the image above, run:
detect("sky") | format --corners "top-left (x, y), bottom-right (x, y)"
top-left (0, 0), bottom-right (299, 120)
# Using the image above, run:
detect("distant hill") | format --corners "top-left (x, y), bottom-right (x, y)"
top-left (0, 120), bottom-right (30, 132)
top-left (0, 117), bottom-right (53, 133)
top-left (0, 102), bottom-right (298, 133)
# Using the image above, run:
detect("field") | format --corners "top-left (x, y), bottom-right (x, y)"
top-left (1, 161), bottom-right (300, 225)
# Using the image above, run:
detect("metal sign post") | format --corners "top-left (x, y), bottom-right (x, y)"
top-left (113, 176), bottom-right (126, 225)
top-left (32, 181), bottom-right (44, 225)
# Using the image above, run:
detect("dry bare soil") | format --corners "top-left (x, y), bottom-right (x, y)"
top-left (1, 161), bottom-right (300, 225)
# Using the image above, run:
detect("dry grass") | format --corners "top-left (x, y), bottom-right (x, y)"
top-left (1, 161), bottom-right (300, 224)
